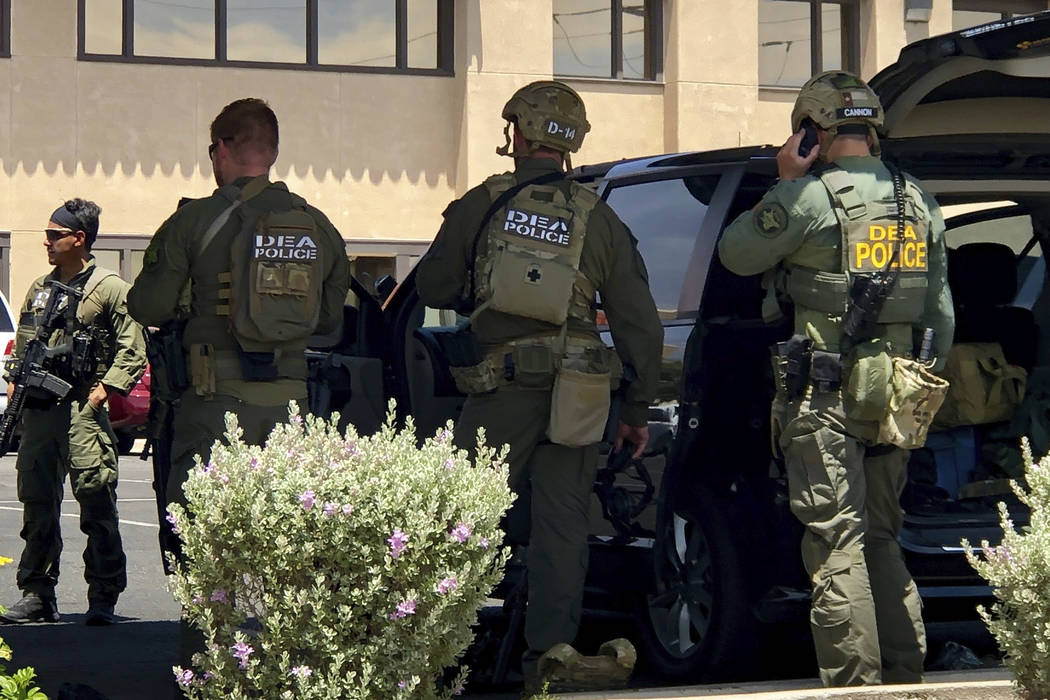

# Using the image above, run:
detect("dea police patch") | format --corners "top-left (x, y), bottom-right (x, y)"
top-left (754, 202), bottom-right (789, 237)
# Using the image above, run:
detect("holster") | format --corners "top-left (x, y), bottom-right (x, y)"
top-left (810, 350), bottom-right (842, 393)
top-left (434, 325), bottom-right (498, 395)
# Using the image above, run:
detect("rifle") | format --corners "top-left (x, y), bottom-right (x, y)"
top-left (144, 320), bottom-right (188, 572)
top-left (0, 280), bottom-right (83, 456)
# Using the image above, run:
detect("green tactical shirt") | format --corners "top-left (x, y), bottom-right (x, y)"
top-left (415, 157), bottom-right (664, 426)
top-left (8, 257), bottom-right (147, 396)
top-left (718, 155), bottom-right (954, 367)
top-left (127, 176), bottom-right (351, 404)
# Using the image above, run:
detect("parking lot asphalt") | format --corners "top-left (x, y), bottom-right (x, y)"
top-left (0, 446), bottom-right (1007, 700)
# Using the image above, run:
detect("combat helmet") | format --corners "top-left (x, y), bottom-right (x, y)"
top-left (497, 80), bottom-right (591, 167)
top-left (791, 70), bottom-right (884, 156)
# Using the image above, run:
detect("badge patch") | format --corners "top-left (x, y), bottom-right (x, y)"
top-left (143, 242), bottom-right (160, 269)
top-left (502, 208), bottom-right (571, 247)
top-left (848, 220), bottom-right (929, 273)
top-left (253, 233), bottom-right (318, 261)
top-left (754, 203), bottom-right (788, 237)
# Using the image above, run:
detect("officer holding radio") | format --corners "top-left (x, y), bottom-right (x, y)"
top-left (415, 80), bottom-right (662, 691)
top-left (718, 71), bottom-right (954, 687)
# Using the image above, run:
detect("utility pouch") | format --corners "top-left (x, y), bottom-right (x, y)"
top-left (843, 338), bottom-right (894, 422)
top-left (876, 357), bottom-right (949, 448)
top-left (189, 343), bottom-right (216, 397)
top-left (548, 367), bottom-right (611, 447)
top-left (810, 351), bottom-right (843, 393)
top-left (780, 335), bottom-right (812, 400)
top-left (448, 360), bottom-right (500, 395)
top-left (433, 325), bottom-right (484, 368)
top-left (513, 343), bottom-right (555, 389)
top-left (933, 342), bottom-right (1026, 428)
top-left (237, 347), bottom-right (279, 382)
top-left (70, 330), bottom-right (98, 381)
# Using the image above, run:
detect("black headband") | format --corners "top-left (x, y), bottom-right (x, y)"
top-left (49, 204), bottom-right (94, 237)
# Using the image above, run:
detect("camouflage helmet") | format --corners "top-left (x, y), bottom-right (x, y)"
top-left (791, 70), bottom-right (884, 135)
top-left (500, 80), bottom-right (590, 154)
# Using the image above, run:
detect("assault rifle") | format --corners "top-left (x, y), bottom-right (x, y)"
top-left (0, 280), bottom-right (82, 455)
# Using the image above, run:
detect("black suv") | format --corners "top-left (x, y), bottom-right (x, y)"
top-left (308, 13), bottom-right (1050, 682)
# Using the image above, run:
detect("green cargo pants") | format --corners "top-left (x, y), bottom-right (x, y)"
top-left (455, 385), bottom-right (599, 674)
top-left (778, 386), bottom-right (926, 687)
top-left (15, 396), bottom-right (126, 603)
top-left (167, 391), bottom-right (295, 509)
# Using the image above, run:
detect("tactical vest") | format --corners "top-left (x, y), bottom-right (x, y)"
top-left (24, 266), bottom-right (120, 387)
top-left (782, 167), bottom-right (931, 344)
top-left (473, 173), bottom-right (600, 327)
top-left (195, 178), bottom-right (326, 380)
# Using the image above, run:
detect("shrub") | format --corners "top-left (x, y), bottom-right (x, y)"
top-left (0, 556), bottom-right (47, 700)
top-left (965, 438), bottom-right (1050, 700)
top-left (167, 402), bottom-right (513, 699)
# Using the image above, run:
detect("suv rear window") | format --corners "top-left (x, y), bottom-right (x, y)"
top-left (0, 294), bottom-right (13, 333)
top-left (605, 175), bottom-right (719, 318)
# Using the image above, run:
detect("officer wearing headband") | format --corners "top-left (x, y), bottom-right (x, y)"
top-left (416, 80), bottom-right (663, 692)
top-left (718, 71), bottom-right (954, 687)
top-left (1, 198), bottom-right (146, 626)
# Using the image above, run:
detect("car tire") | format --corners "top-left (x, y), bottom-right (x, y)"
top-left (634, 483), bottom-right (760, 681)
top-left (116, 432), bottom-right (136, 456)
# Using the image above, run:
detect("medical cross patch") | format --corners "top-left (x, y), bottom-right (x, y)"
top-left (525, 263), bottom-right (543, 285)
top-left (755, 202), bottom-right (788, 237)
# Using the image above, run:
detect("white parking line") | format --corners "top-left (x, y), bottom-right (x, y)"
top-left (0, 505), bottom-right (158, 529)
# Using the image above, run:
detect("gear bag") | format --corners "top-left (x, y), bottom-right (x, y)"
top-left (933, 342), bottom-right (1026, 429)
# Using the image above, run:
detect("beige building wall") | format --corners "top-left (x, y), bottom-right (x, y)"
top-left (0, 0), bottom-right (1035, 308)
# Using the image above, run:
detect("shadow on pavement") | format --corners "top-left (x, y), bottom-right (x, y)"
top-left (1, 619), bottom-right (178, 700)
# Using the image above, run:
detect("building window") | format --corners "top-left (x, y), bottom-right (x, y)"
top-left (92, 235), bottom-right (150, 283)
top-left (758, 0), bottom-right (860, 88)
top-left (952, 0), bottom-right (1046, 30)
top-left (0, 0), bottom-right (10, 58)
top-left (78, 0), bottom-right (454, 75)
top-left (553, 0), bottom-right (663, 81)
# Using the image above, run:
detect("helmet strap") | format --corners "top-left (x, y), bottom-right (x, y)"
top-left (495, 122), bottom-right (513, 157)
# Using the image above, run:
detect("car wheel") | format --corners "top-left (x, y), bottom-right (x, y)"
top-left (635, 483), bottom-right (759, 681)
top-left (116, 432), bottom-right (136, 456)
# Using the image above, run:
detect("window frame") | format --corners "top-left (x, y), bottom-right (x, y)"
top-left (758, 0), bottom-right (861, 89)
top-left (0, 0), bottom-right (10, 58)
top-left (92, 234), bottom-right (151, 282)
top-left (553, 0), bottom-right (664, 82)
top-left (77, 0), bottom-right (455, 76)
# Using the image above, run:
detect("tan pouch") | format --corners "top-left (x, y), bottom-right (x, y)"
top-left (513, 342), bottom-right (555, 389)
top-left (876, 357), bottom-right (949, 448)
top-left (449, 358), bottom-right (501, 395)
top-left (547, 368), bottom-right (611, 447)
top-left (189, 343), bottom-right (216, 397)
top-left (843, 339), bottom-right (894, 422)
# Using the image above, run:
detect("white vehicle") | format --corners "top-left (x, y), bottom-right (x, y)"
top-left (0, 291), bottom-right (17, 414)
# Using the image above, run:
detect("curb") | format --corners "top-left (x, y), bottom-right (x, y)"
top-left (564, 669), bottom-right (1015, 699)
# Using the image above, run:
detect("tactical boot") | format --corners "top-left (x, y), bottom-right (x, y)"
top-left (530, 638), bottom-right (636, 693)
top-left (0, 593), bottom-right (60, 624)
top-left (85, 599), bottom-right (116, 626)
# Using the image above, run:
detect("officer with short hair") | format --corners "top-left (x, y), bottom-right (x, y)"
top-left (718, 71), bottom-right (954, 686)
top-left (416, 80), bottom-right (663, 690)
top-left (127, 97), bottom-right (350, 526)
top-left (1, 198), bottom-right (147, 626)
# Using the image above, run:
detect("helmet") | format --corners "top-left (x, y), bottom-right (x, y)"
top-left (791, 71), bottom-right (884, 153)
top-left (499, 81), bottom-right (590, 155)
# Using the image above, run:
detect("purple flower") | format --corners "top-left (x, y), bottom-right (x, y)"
top-left (249, 457), bottom-right (260, 470)
top-left (453, 680), bottom-right (465, 695)
top-left (479, 536), bottom-right (489, 549)
top-left (437, 576), bottom-right (459, 594)
top-left (443, 457), bottom-right (455, 470)
top-left (388, 529), bottom-right (409, 559)
top-left (192, 595), bottom-right (202, 604)
top-left (389, 598), bottom-right (417, 620)
top-left (202, 461), bottom-right (214, 474)
top-left (398, 680), bottom-right (407, 689)
top-left (174, 668), bottom-right (194, 687)
top-left (323, 502), bottom-right (338, 516)
top-left (290, 665), bottom-right (312, 678)
top-left (438, 428), bottom-right (451, 442)
top-left (219, 474), bottom-right (230, 485)
top-left (290, 414), bottom-right (303, 425)
top-left (203, 671), bottom-right (214, 681)
top-left (344, 440), bottom-right (360, 456)
top-left (300, 490), bottom-right (316, 510)
top-left (286, 449), bottom-right (297, 459)
top-left (231, 641), bottom-right (254, 669)
top-left (342, 504), bottom-right (354, 516)
top-left (165, 512), bottom-right (180, 535)
top-left (210, 589), bottom-right (228, 604)
top-left (449, 522), bottom-right (472, 543)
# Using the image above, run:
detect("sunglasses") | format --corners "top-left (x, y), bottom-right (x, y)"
top-left (208, 136), bottom-right (234, 158)
top-left (45, 228), bottom-right (77, 242)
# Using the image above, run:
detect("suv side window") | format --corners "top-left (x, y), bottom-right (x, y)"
top-left (605, 175), bottom-right (720, 318)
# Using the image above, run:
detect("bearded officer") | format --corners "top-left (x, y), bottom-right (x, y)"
top-left (718, 71), bottom-right (954, 686)
top-left (1, 198), bottom-right (147, 626)
top-left (127, 97), bottom-right (350, 542)
top-left (415, 80), bottom-right (662, 690)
